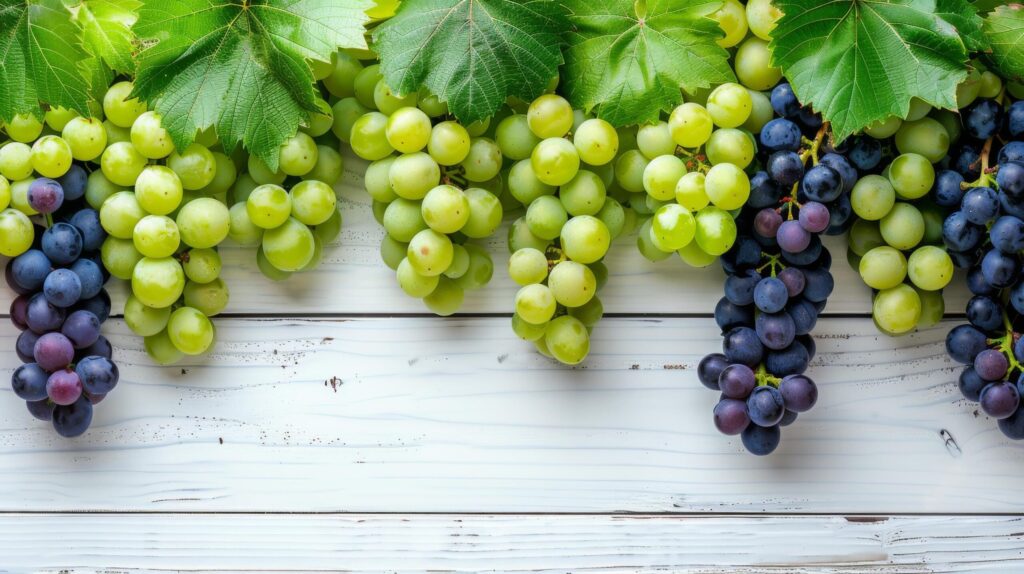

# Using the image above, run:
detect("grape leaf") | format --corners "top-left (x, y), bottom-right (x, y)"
top-left (0, 0), bottom-right (94, 122)
top-left (73, 0), bottom-right (140, 74)
top-left (560, 0), bottom-right (734, 126)
top-left (771, 0), bottom-right (971, 141)
top-left (972, 0), bottom-right (1003, 15)
top-left (936, 0), bottom-right (988, 52)
top-left (983, 4), bottom-right (1024, 83)
top-left (373, 0), bottom-right (568, 125)
top-left (133, 0), bottom-right (371, 170)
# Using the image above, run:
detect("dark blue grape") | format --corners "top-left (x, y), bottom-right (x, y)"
top-left (11, 363), bottom-right (49, 401)
top-left (954, 144), bottom-right (982, 179)
top-left (801, 268), bottom-right (833, 302)
top-left (741, 423), bottom-right (781, 455)
top-left (723, 327), bottom-right (764, 368)
top-left (747, 385), bottom-right (785, 427)
top-left (57, 165), bottom-right (87, 201)
top-left (760, 118), bottom-right (802, 152)
top-left (848, 136), bottom-right (882, 170)
top-left (780, 235), bottom-right (823, 267)
top-left (11, 249), bottom-right (52, 291)
top-left (777, 267), bottom-right (805, 297)
top-left (999, 141), bottom-right (1024, 166)
top-left (967, 295), bottom-right (1004, 333)
top-left (753, 277), bottom-right (788, 313)
top-left (767, 151), bottom-right (804, 187)
top-left (1012, 282), bottom-right (1024, 315)
top-left (715, 297), bottom-right (754, 332)
top-left (747, 171), bottom-right (783, 209)
top-left (764, 341), bottom-right (810, 376)
top-left (770, 83), bottom-right (799, 118)
top-left (43, 268), bottom-right (82, 308)
top-left (998, 406), bottom-right (1024, 440)
top-left (991, 216), bottom-right (1024, 254)
top-left (981, 249), bottom-right (1019, 288)
top-left (724, 269), bottom-right (760, 306)
top-left (76, 356), bottom-right (119, 395)
top-left (52, 395), bottom-right (93, 437)
top-left (70, 258), bottom-right (104, 299)
top-left (73, 288), bottom-right (111, 323)
top-left (949, 250), bottom-right (979, 270)
top-left (41, 222), bottom-right (83, 266)
top-left (15, 330), bottom-right (38, 363)
top-left (819, 153), bottom-right (857, 194)
top-left (698, 353), bottom-right (729, 390)
top-left (755, 311), bottom-right (796, 350)
top-left (999, 161), bottom-right (1024, 201)
top-left (962, 187), bottom-right (1000, 225)
top-left (77, 335), bottom-right (112, 362)
top-left (25, 292), bottom-right (66, 334)
top-left (4, 261), bottom-right (29, 295)
top-left (62, 310), bottom-right (101, 349)
top-left (800, 164), bottom-right (842, 203)
top-left (797, 107), bottom-right (822, 132)
top-left (786, 297), bottom-right (818, 335)
top-left (26, 399), bottom-right (55, 421)
top-left (825, 193), bottom-right (853, 236)
top-left (721, 235), bottom-right (763, 274)
top-left (942, 211), bottom-right (983, 251)
top-left (68, 208), bottom-right (106, 252)
top-left (966, 99), bottom-right (1003, 140)
top-left (932, 170), bottom-right (965, 208)
top-left (780, 409), bottom-right (798, 426)
top-left (946, 324), bottom-right (989, 364)
top-left (959, 367), bottom-right (987, 401)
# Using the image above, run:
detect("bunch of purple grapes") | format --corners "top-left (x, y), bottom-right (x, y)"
top-left (696, 83), bottom-right (861, 455)
top-left (6, 168), bottom-right (119, 437)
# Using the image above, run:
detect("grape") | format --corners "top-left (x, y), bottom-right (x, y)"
top-left (452, 244), bottom-right (494, 291)
top-left (177, 198), bottom-right (229, 248)
top-left (693, 207), bottom-right (738, 256)
top-left (461, 138), bottom-right (503, 182)
top-left (27, 178), bottom-right (64, 215)
top-left (747, 0), bottom-right (782, 40)
top-left (407, 229), bottom-right (454, 276)
top-left (0, 142), bottom-right (34, 181)
top-left (798, 202), bottom-right (830, 233)
top-left (129, 111), bottom-right (174, 159)
top-left (747, 386), bottom-right (785, 427)
top-left (42, 222), bottom-right (83, 265)
top-left (167, 307), bottom-right (215, 355)
top-left (76, 356), bottom-right (119, 396)
top-left (636, 122), bottom-right (676, 159)
top-left (124, 293), bottom-right (172, 336)
top-left (873, 284), bottom-right (921, 335)
top-left (574, 118), bottom-right (618, 165)
top-left (47, 368), bottom-right (83, 406)
top-left (561, 215), bottom-right (610, 264)
top-left (278, 132), bottom-right (318, 176)
top-left (675, 172), bottom-right (709, 211)
top-left (422, 276), bottom-right (464, 316)
top-left (383, 198), bottom-right (428, 242)
top-left (642, 155), bottom-right (686, 201)
top-left (135, 166), bottom-right (184, 215)
top-left (560, 170), bottom-right (607, 216)
top-left (101, 141), bottom-right (148, 186)
top-left (390, 152), bottom-right (441, 199)
top-left (101, 236), bottom-right (143, 280)
top-left (493, 114), bottom-right (539, 161)
top-left (879, 202), bottom-right (925, 250)
top-left (760, 118), bottom-right (801, 152)
top-left (132, 257), bottom-right (185, 309)
top-left (650, 204), bottom-right (696, 252)
top-left (779, 375), bottom-right (817, 412)
top-left (4, 114), bottom-right (43, 142)
top-left (184, 277), bottom-right (229, 316)
top-left (351, 112), bottom-right (395, 161)
top-left (443, 245), bottom-right (470, 279)
top-left (460, 188), bottom-right (503, 239)
top-left (714, 398), bottom-right (751, 435)
top-left (331, 98), bottom-right (370, 144)
top-left (428, 121), bottom-right (472, 166)
top-left (290, 180), bottom-right (337, 226)
top-left (515, 284), bottom-right (557, 324)
top-left (11, 250), bottom-right (51, 292)
top-left (262, 218), bottom-right (316, 272)
top-left (776, 220), bottom-right (810, 253)
top-left (85, 170), bottom-right (124, 210)
top-left (668, 103), bottom-right (713, 148)
top-left (706, 128), bottom-right (755, 168)
top-left (707, 83), bottom-right (753, 128)
top-left (547, 260), bottom-right (596, 307)
top-left (850, 174), bottom-right (896, 220)
top-left (30, 136), bottom-right (73, 178)
top-left (975, 349), bottom-right (1010, 382)
top-left (735, 37), bottom-right (782, 90)
top-left (61, 310), bottom-right (100, 349)
top-left (895, 118), bottom-right (950, 163)
top-left (800, 165), bottom-right (842, 203)
top-left (43, 268), bottom-right (82, 308)
top-left (509, 248), bottom-right (549, 286)
top-left (907, 246), bottom-right (953, 291)
top-left (888, 153), bottom-right (935, 200)
top-left (34, 332), bottom-right (75, 371)
top-left (527, 94), bottom-right (573, 138)
top-left (145, 329), bottom-right (185, 365)
top-left (767, 151), bottom-right (804, 187)
top-left (712, 0), bottom-right (748, 47)
top-left (719, 364), bottom-right (756, 399)
top-left (58, 165), bottom-right (87, 202)
top-left (304, 145), bottom-right (342, 186)
top-left (132, 215), bottom-right (180, 258)
top-left (543, 316), bottom-right (590, 365)
top-left (168, 144), bottom-right (218, 190)
top-left (12, 363), bottom-right (49, 401)
top-left (103, 81), bottom-right (147, 127)
top-left (859, 246), bottom-right (908, 290)
top-left (705, 163), bottom-right (750, 210)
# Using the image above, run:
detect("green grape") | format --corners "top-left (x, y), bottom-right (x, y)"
top-left (443, 244), bottom-right (471, 279)
top-left (735, 38), bottom-right (781, 91)
top-left (383, 197), bottom-right (427, 242)
top-left (28, 135), bottom-right (71, 178)
top-left (9, 179), bottom-right (35, 216)
top-left (299, 235), bottom-right (324, 272)
top-left (124, 294), bottom-right (172, 337)
top-left (197, 152), bottom-right (238, 197)
top-left (569, 295), bottom-right (603, 327)
top-left (323, 50), bottom-right (363, 97)
top-left (920, 202), bottom-right (945, 245)
top-left (134, 166), bottom-right (184, 215)
top-left (508, 159), bottom-right (556, 205)
top-left (677, 238), bottom-right (719, 268)
top-left (650, 204), bottom-right (696, 252)
top-left (613, 149), bottom-right (648, 193)
top-left (390, 152), bottom-right (441, 200)
top-left (879, 202), bottom-right (925, 251)
top-left (397, 257), bottom-right (438, 297)
top-left (864, 116), bottom-right (902, 139)
top-left (184, 277), bottom-right (229, 317)
top-left (705, 163), bottom-right (750, 210)
top-left (630, 193), bottom-right (654, 217)
top-left (957, 69), bottom-right (982, 109)
top-left (561, 215), bottom-right (610, 264)
top-left (85, 170), bottom-right (123, 210)
top-left (712, 0), bottom-right (747, 47)
top-left (145, 329), bottom-right (184, 365)
top-left (247, 155), bottom-right (286, 185)
top-left (907, 245), bottom-right (953, 291)
top-left (4, 114), bottom-right (42, 144)
top-left (846, 247), bottom-right (862, 271)
top-left (0, 142), bottom-right (33, 181)
top-left (194, 127), bottom-right (218, 148)
top-left (423, 276), bottom-right (464, 316)
top-left (0, 176), bottom-right (8, 211)
top-left (302, 100), bottom-right (334, 138)
top-left (407, 228), bottom-right (454, 276)
top-left (675, 172), bottom-right (711, 210)
top-left (129, 111), bottom-right (173, 159)
top-left (44, 106), bottom-right (78, 131)
top-left (636, 218), bottom-right (672, 262)
top-left (101, 236), bottom-right (143, 279)
top-left (669, 103), bottom-right (713, 148)
top-left (167, 307), bottom-right (214, 355)
top-left (495, 114), bottom-right (540, 161)
top-left (705, 128), bottom-right (755, 168)
top-left (452, 244), bottom-right (493, 290)
top-left (290, 180), bottom-right (337, 226)
top-left (465, 117), bottom-right (490, 137)
top-left (182, 248), bottom-right (221, 283)
top-left (533, 336), bottom-right (554, 358)
top-left (548, 260), bottom-right (596, 307)
top-left (636, 122), bottom-right (676, 160)
top-left (526, 195), bottom-right (568, 240)
top-left (278, 132), bottom-right (318, 176)
top-left (515, 283), bottom-right (557, 324)
top-left (222, 204), bottom-right (259, 247)
top-left (742, 89), bottom-right (774, 134)
top-left (747, 0), bottom-right (782, 40)
top-left (166, 143), bottom-right (217, 190)
top-left (509, 216), bottom-right (551, 253)
top-left (527, 94), bottom-right (573, 138)
top-left (979, 71), bottom-right (1003, 99)
top-left (544, 315), bottom-right (590, 365)
top-left (916, 288), bottom-right (945, 329)
top-left (848, 218), bottom-right (885, 256)
top-left (859, 246), bottom-right (908, 290)
top-left (931, 109), bottom-right (962, 145)
top-left (373, 79), bottom-right (418, 115)
top-left (905, 98), bottom-right (932, 121)
top-left (597, 198), bottom-right (627, 239)
top-left (555, 170), bottom-right (603, 216)
top-left (100, 191), bottom-right (146, 238)
top-left (421, 184), bottom-right (469, 234)
top-left (257, 248), bottom-right (292, 281)
top-left (417, 91), bottom-right (448, 117)
top-left (531, 137), bottom-right (579, 186)
top-left (331, 97), bottom-right (370, 143)
top-left (364, 156), bottom-right (398, 203)
top-left (247, 184), bottom-right (292, 229)
top-left (351, 112), bottom-right (395, 161)
top-left (850, 174), bottom-right (896, 221)
top-left (315, 207), bottom-right (342, 245)
top-left (305, 145), bottom-right (343, 186)
top-left (642, 155), bottom-right (686, 201)
top-left (133, 215), bottom-right (180, 258)
top-left (427, 121), bottom-right (471, 166)
top-left (103, 81), bottom-right (147, 127)
top-left (380, 235), bottom-right (408, 270)
top-left (508, 247), bottom-right (548, 285)
top-left (263, 217), bottom-right (316, 272)
top-left (461, 138), bottom-right (503, 182)
top-left (512, 313), bottom-right (547, 341)
top-left (573, 118), bottom-right (618, 166)
top-left (873, 284), bottom-right (921, 336)
top-left (101, 141), bottom-right (147, 187)
top-left (385, 107), bottom-right (432, 154)
top-left (693, 206), bottom-right (737, 256)
top-left (707, 83), bottom-right (753, 128)
top-left (132, 256), bottom-right (185, 308)
top-left (894, 118), bottom-right (949, 163)
top-left (0, 208), bottom-right (32, 256)
top-left (230, 173), bottom-right (260, 205)
top-left (177, 198), bottom-right (230, 248)
top-left (353, 64), bottom-right (383, 109)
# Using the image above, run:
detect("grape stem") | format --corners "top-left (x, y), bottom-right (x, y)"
top-left (756, 252), bottom-right (784, 277)
top-left (992, 311), bottom-right (1023, 376)
top-left (781, 123), bottom-right (830, 220)
top-left (44, 213), bottom-right (53, 229)
top-left (963, 137), bottom-right (997, 190)
top-left (755, 362), bottom-right (781, 387)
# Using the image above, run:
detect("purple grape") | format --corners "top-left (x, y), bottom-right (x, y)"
top-left (26, 399), bottom-right (55, 421)
top-left (61, 310), bottom-right (101, 349)
top-left (15, 330), bottom-right (39, 363)
top-left (719, 364), bottom-right (756, 399)
top-left (52, 395), bottom-right (93, 437)
top-left (76, 356), bottom-right (119, 395)
top-left (46, 368), bottom-right (83, 406)
top-left (11, 363), bottom-right (50, 401)
top-left (698, 353), bottom-right (729, 390)
top-left (974, 349), bottom-right (1009, 382)
top-left (77, 335), bottom-right (113, 361)
top-left (741, 423), bottom-right (781, 455)
top-left (723, 327), bottom-right (764, 367)
top-left (33, 332), bottom-right (75, 372)
top-left (747, 385), bottom-right (786, 426)
top-left (25, 292), bottom-right (66, 334)
top-left (10, 294), bottom-right (30, 330)
top-left (777, 268), bottom-right (805, 297)
top-left (779, 409), bottom-right (799, 426)
top-left (86, 392), bottom-right (107, 404)
top-left (779, 374), bottom-right (818, 412)
top-left (4, 260), bottom-right (29, 295)
top-left (755, 311), bottom-right (796, 350)
top-left (754, 208), bottom-right (783, 238)
top-left (776, 220), bottom-right (811, 252)
top-left (798, 201), bottom-right (830, 233)
top-left (980, 381), bottom-right (1020, 419)
top-left (27, 178), bottom-right (64, 214)
top-left (57, 165), bottom-right (87, 201)
top-left (713, 399), bottom-right (750, 435)
top-left (959, 367), bottom-right (987, 401)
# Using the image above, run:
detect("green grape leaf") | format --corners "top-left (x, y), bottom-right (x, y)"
top-left (0, 0), bottom-right (94, 122)
top-left (771, 0), bottom-right (971, 141)
top-left (373, 0), bottom-right (568, 125)
top-left (936, 0), bottom-right (988, 52)
top-left (972, 0), bottom-right (1003, 15)
top-left (983, 4), bottom-right (1024, 83)
top-left (133, 0), bottom-right (371, 170)
top-left (560, 0), bottom-right (734, 126)
top-left (73, 0), bottom-right (141, 74)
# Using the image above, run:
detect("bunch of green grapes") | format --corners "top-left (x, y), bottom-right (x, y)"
top-left (338, 56), bottom-right (502, 315)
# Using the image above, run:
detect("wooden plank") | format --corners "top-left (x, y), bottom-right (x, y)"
top-left (0, 317), bottom-right (1015, 513)
top-left (1, 513), bottom-right (1023, 572)
top-left (0, 151), bottom-right (972, 316)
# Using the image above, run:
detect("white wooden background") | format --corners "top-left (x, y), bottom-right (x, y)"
top-left (1, 153), bottom-right (1022, 572)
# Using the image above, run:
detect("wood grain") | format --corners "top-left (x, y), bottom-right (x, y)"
top-left (0, 316), bottom-right (1016, 514)
top-left (2, 513), bottom-right (1023, 572)
top-left (0, 151), bottom-right (973, 316)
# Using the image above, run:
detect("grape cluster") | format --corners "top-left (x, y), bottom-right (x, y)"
top-left (5, 175), bottom-right (118, 437)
